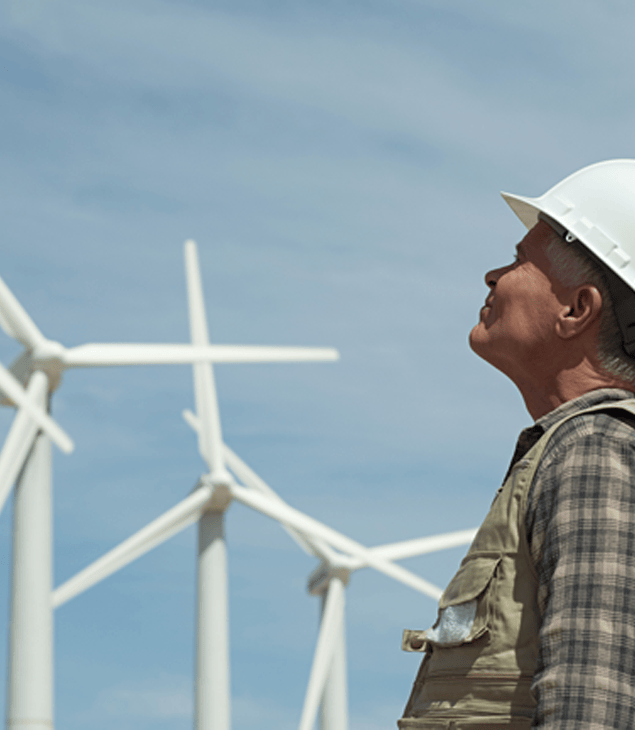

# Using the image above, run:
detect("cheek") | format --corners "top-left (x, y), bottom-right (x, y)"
top-left (501, 291), bottom-right (555, 344)
top-left (491, 285), bottom-right (552, 340)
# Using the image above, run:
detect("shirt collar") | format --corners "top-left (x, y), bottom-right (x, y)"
top-left (533, 387), bottom-right (635, 433)
top-left (502, 388), bottom-right (635, 484)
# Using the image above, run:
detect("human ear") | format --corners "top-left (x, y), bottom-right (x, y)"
top-left (556, 285), bottom-right (603, 339)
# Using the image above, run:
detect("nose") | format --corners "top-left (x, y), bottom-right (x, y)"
top-left (484, 264), bottom-right (508, 289)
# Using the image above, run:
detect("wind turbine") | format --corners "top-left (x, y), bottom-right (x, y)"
top-left (300, 527), bottom-right (478, 730)
top-left (0, 255), bottom-right (338, 730)
top-left (50, 241), bottom-right (472, 730)
top-left (0, 363), bottom-right (74, 730)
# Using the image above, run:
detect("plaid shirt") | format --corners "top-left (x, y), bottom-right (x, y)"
top-left (505, 388), bottom-right (635, 729)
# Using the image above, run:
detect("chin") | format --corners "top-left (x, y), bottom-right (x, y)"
top-left (469, 327), bottom-right (505, 371)
top-left (468, 323), bottom-right (486, 356)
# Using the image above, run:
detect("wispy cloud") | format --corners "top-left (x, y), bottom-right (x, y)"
top-left (72, 672), bottom-right (192, 728)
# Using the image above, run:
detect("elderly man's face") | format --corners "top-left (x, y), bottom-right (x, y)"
top-left (469, 221), bottom-right (572, 379)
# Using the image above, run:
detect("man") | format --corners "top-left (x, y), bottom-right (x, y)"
top-left (399, 160), bottom-right (635, 729)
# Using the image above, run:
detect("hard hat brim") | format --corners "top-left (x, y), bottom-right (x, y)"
top-left (500, 192), bottom-right (542, 231)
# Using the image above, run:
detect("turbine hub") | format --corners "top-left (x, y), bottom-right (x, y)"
top-left (199, 473), bottom-right (233, 512)
top-left (307, 561), bottom-right (351, 595)
top-left (31, 340), bottom-right (66, 371)
top-left (2, 342), bottom-right (66, 402)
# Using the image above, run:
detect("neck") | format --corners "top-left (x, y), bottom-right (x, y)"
top-left (514, 362), bottom-right (633, 420)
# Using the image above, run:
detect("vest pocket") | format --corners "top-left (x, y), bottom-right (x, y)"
top-left (426, 555), bottom-right (502, 648)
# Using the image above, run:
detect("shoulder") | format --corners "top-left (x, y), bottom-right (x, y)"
top-left (526, 407), bottom-right (635, 562)
top-left (539, 406), bottom-right (635, 471)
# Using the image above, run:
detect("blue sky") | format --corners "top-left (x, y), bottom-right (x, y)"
top-left (1, 1), bottom-right (635, 728)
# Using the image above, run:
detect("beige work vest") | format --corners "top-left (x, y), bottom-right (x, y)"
top-left (399, 400), bottom-right (635, 730)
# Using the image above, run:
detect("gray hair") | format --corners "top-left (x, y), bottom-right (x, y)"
top-left (545, 231), bottom-right (635, 384)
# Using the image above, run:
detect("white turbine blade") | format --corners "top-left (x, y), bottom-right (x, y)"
top-left (0, 366), bottom-right (73, 453)
top-left (299, 578), bottom-right (345, 730)
top-left (223, 444), bottom-right (338, 563)
top-left (184, 240), bottom-right (224, 473)
top-left (0, 274), bottom-right (47, 348)
top-left (0, 308), bottom-right (19, 344)
top-left (0, 397), bottom-right (40, 517)
top-left (60, 343), bottom-right (340, 367)
top-left (341, 528), bottom-right (479, 570)
top-left (229, 484), bottom-right (443, 599)
top-left (52, 485), bottom-right (212, 608)
top-left (191, 366), bottom-right (215, 471)
top-left (185, 241), bottom-right (211, 345)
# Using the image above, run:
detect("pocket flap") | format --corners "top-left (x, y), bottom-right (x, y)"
top-left (439, 556), bottom-right (501, 609)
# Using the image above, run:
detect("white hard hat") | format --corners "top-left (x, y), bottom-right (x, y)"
top-left (501, 159), bottom-right (635, 356)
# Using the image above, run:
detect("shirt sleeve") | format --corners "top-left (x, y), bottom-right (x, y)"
top-left (526, 415), bottom-right (635, 729)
